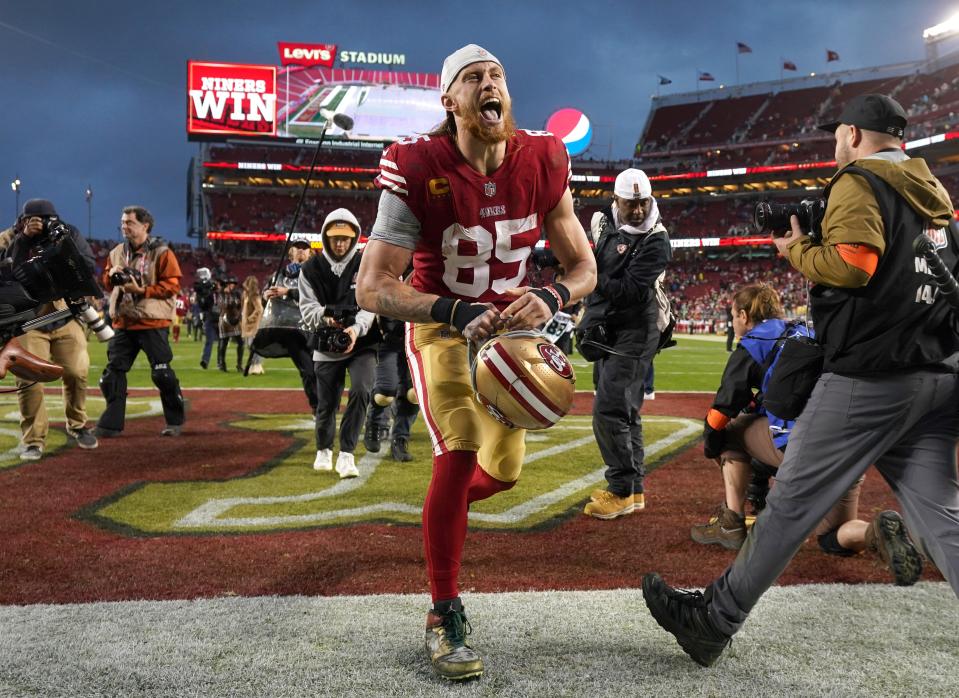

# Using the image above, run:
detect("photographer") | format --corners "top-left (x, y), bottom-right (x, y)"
top-left (580, 169), bottom-right (671, 519)
top-left (193, 267), bottom-right (218, 368)
top-left (363, 312), bottom-right (419, 462)
top-left (215, 275), bottom-right (243, 372)
top-left (644, 94), bottom-right (959, 667)
top-left (96, 206), bottom-right (185, 438)
top-left (299, 209), bottom-right (377, 479)
top-left (261, 239), bottom-right (317, 409)
top-left (0, 199), bottom-right (98, 459)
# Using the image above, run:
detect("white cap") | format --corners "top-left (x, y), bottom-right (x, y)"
top-left (441, 44), bottom-right (502, 93)
top-left (614, 168), bottom-right (652, 200)
top-left (196, 267), bottom-right (212, 281)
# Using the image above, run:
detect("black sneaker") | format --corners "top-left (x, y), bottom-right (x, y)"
top-left (200, 360), bottom-right (208, 370)
top-left (425, 607), bottom-right (484, 681)
top-left (642, 573), bottom-right (731, 667)
top-left (67, 426), bottom-right (99, 449)
top-left (160, 425), bottom-right (182, 437)
top-left (94, 426), bottom-right (122, 439)
top-left (363, 418), bottom-right (382, 453)
top-left (391, 436), bottom-right (413, 462)
top-left (867, 511), bottom-right (923, 586)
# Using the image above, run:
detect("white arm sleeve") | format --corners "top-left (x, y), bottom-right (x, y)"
top-left (369, 191), bottom-right (422, 250)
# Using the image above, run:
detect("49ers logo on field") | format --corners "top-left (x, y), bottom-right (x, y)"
top-left (538, 342), bottom-right (573, 379)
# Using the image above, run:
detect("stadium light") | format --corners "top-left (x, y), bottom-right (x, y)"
top-left (923, 12), bottom-right (959, 41)
top-left (10, 176), bottom-right (20, 216)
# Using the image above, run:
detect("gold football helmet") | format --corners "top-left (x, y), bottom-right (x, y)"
top-left (470, 330), bottom-right (576, 430)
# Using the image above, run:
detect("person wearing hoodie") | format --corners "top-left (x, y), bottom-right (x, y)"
top-left (298, 209), bottom-right (378, 479)
top-left (644, 94), bottom-right (959, 667)
top-left (580, 168), bottom-right (672, 519)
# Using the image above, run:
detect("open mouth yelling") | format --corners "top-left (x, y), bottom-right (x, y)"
top-left (480, 98), bottom-right (503, 125)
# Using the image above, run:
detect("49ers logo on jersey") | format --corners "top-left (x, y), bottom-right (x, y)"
top-left (538, 342), bottom-right (573, 379)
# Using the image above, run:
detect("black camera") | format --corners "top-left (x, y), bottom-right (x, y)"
top-left (311, 307), bottom-right (356, 354)
top-left (314, 325), bottom-right (353, 353)
top-left (754, 198), bottom-right (826, 239)
top-left (0, 223), bottom-right (103, 343)
top-left (110, 266), bottom-right (143, 287)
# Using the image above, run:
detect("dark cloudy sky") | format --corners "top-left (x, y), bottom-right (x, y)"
top-left (2, 0), bottom-right (957, 242)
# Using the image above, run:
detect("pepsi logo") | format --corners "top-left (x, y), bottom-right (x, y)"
top-left (545, 108), bottom-right (592, 157)
top-left (538, 343), bottom-right (573, 379)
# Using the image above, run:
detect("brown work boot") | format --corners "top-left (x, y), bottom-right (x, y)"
top-left (865, 510), bottom-right (922, 586)
top-left (584, 491), bottom-right (635, 519)
top-left (690, 504), bottom-right (746, 550)
top-left (590, 489), bottom-right (645, 510)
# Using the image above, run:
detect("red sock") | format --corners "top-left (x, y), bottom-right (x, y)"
top-left (423, 450), bottom-right (476, 602)
top-left (467, 465), bottom-right (516, 504)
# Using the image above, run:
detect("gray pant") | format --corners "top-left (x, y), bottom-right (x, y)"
top-left (709, 370), bottom-right (959, 636)
top-left (369, 346), bottom-right (419, 440)
top-left (314, 350), bottom-right (376, 453)
top-left (592, 327), bottom-right (660, 497)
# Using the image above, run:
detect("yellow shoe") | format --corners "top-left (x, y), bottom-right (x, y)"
top-left (590, 489), bottom-right (645, 509)
top-left (425, 608), bottom-right (484, 681)
top-left (584, 491), bottom-right (635, 519)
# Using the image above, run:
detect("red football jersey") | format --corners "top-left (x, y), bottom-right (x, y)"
top-left (375, 130), bottom-right (571, 308)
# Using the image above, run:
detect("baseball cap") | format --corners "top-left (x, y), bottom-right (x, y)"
top-left (818, 93), bottom-right (907, 139)
top-left (613, 169), bottom-right (652, 200)
top-left (21, 198), bottom-right (58, 218)
top-left (322, 208), bottom-right (360, 238)
top-left (290, 239), bottom-right (312, 249)
top-left (441, 44), bottom-right (502, 93)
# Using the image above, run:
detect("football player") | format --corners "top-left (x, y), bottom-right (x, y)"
top-left (356, 44), bottom-right (596, 681)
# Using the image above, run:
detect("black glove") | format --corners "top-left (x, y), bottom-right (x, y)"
top-left (703, 422), bottom-right (727, 459)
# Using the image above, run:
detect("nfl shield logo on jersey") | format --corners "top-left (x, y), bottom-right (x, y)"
top-left (484, 181), bottom-right (496, 198)
top-left (925, 224), bottom-right (948, 250)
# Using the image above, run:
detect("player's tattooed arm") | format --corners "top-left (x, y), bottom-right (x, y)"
top-left (356, 240), bottom-right (436, 322)
top-left (543, 189), bottom-right (597, 303)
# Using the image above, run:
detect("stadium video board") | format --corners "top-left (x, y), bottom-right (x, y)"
top-left (187, 60), bottom-right (445, 143)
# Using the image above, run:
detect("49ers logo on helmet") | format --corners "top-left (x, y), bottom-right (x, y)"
top-left (471, 331), bottom-right (575, 430)
top-left (537, 342), bottom-right (573, 379)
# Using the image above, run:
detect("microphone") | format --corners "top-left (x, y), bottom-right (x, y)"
top-left (319, 108), bottom-right (354, 131)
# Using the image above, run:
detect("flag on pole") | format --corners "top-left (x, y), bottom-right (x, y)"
top-left (826, 50), bottom-right (840, 62)
top-left (783, 60), bottom-right (797, 71)
top-left (698, 71), bottom-right (716, 81)
top-left (737, 42), bottom-right (752, 54)
top-left (658, 75), bottom-right (672, 85)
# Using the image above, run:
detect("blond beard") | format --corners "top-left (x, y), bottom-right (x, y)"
top-left (459, 99), bottom-right (517, 144)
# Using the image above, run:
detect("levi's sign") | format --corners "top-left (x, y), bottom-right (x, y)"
top-left (277, 42), bottom-right (337, 67)
top-left (187, 61), bottom-right (277, 138)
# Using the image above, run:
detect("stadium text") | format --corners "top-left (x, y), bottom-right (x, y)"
top-left (338, 50), bottom-right (406, 66)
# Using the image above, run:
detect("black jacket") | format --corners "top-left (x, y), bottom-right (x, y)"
top-left (582, 205), bottom-right (671, 332)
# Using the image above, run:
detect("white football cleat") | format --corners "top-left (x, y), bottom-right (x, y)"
top-left (335, 451), bottom-right (359, 479)
top-left (313, 448), bottom-right (333, 471)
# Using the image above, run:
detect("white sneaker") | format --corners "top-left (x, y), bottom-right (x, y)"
top-left (335, 451), bottom-right (359, 479)
top-left (313, 448), bottom-right (333, 471)
top-left (645, 391), bottom-right (656, 400)
top-left (248, 364), bottom-right (265, 375)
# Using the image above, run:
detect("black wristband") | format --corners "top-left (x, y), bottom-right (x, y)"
top-left (430, 297), bottom-right (489, 332)
top-left (552, 282), bottom-right (571, 307)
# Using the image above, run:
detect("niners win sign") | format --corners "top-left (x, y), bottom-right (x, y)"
top-left (187, 61), bottom-right (277, 137)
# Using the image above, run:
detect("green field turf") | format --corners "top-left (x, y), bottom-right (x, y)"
top-left (76, 332), bottom-right (731, 393)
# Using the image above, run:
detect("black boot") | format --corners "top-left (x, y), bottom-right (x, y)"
top-left (391, 436), bottom-right (413, 462)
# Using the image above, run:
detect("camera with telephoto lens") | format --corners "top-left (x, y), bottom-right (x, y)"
top-left (109, 266), bottom-right (143, 288)
top-left (312, 307), bottom-right (356, 354)
top-left (754, 198), bottom-right (827, 240)
top-left (0, 221), bottom-right (104, 344)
